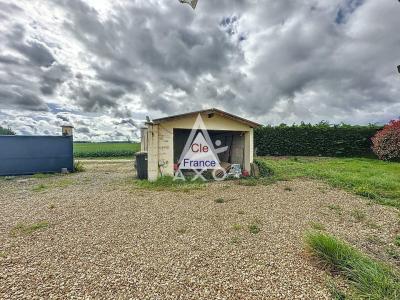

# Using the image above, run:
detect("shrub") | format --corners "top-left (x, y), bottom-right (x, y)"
top-left (73, 161), bottom-right (85, 172)
top-left (372, 120), bottom-right (400, 161)
top-left (255, 122), bottom-right (380, 157)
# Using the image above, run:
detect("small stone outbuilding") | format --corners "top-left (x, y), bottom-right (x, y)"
top-left (140, 108), bottom-right (261, 181)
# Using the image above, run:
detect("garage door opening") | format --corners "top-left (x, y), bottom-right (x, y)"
top-left (173, 129), bottom-right (246, 168)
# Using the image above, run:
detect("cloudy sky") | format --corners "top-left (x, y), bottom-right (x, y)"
top-left (0, 0), bottom-right (399, 141)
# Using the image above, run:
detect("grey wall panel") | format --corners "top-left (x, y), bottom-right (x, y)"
top-left (0, 136), bottom-right (73, 176)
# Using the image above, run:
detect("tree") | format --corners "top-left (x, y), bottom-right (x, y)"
top-left (0, 126), bottom-right (15, 135)
top-left (372, 120), bottom-right (400, 161)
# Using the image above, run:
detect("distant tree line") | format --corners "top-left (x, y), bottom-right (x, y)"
top-left (254, 122), bottom-right (382, 158)
top-left (0, 126), bottom-right (15, 135)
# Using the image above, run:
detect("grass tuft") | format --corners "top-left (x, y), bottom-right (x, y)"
top-left (232, 224), bottom-right (242, 231)
top-left (284, 186), bottom-right (293, 191)
top-left (32, 173), bottom-right (53, 179)
top-left (328, 204), bottom-right (342, 215)
top-left (134, 176), bottom-right (205, 191)
top-left (253, 159), bottom-right (274, 177)
top-left (366, 235), bottom-right (383, 245)
top-left (32, 184), bottom-right (47, 192)
top-left (11, 221), bottom-right (49, 236)
top-left (395, 236), bottom-right (400, 247)
top-left (327, 280), bottom-right (346, 300)
top-left (305, 231), bottom-right (400, 299)
top-left (365, 221), bottom-right (380, 229)
top-left (214, 198), bottom-right (225, 204)
top-left (351, 209), bottom-right (366, 222)
top-left (355, 186), bottom-right (377, 199)
top-left (249, 224), bottom-right (261, 234)
top-left (310, 222), bottom-right (326, 231)
top-left (386, 247), bottom-right (400, 260)
top-left (238, 179), bottom-right (258, 186)
top-left (230, 237), bottom-right (240, 244)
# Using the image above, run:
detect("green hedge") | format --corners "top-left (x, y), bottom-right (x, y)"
top-left (254, 123), bottom-right (381, 157)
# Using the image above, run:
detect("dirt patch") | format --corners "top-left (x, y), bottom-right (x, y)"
top-left (0, 160), bottom-right (398, 299)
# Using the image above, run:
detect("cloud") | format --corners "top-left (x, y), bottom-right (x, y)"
top-left (335, 0), bottom-right (365, 24)
top-left (56, 114), bottom-right (70, 122)
top-left (0, 54), bottom-right (22, 65)
top-left (52, 0), bottom-right (245, 114)
top-left (41, 63), bottom-right (71, 95)
top-left (0, 89), bottom-right (48, 111)
top-left (115, 118), bottom-right (140, 129)
top-left (0, 0), bottom-right (399, 140)
top-left (76, 126), bottom-right (90, 134)
top-left (13, 39), bottom-right (56, 67)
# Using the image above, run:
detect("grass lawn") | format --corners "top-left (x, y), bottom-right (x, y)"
top-left (259, 157), bottom-right (400, 208)
top-left (74, 142), bottom-right (140, 158)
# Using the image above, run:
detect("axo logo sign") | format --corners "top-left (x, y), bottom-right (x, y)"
top-left (174, 114), bottom-right (229, 181)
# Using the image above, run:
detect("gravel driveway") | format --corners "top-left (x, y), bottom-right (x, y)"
top-left (0, 160), bottom-right (398, 299)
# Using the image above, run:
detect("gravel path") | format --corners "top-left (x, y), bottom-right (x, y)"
top-left (0, 160), bottom-right (398, 299)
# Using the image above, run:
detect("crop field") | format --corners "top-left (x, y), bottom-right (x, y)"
top-left (73, 142), bottom-right (140, 158)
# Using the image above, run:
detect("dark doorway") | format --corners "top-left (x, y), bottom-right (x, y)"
top-left (173, 129), bottom-right (245, 166)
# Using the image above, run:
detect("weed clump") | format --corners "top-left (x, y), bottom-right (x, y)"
top-left (355, 186), bottom-right (377, 199)
top-left (215, 198), bottom-right (225, 204)
top-left (232, 224), bottom-right (242, 230)
top-left (32, 184), bottom-right (47, 192)
top-left (135, 176), bottom-right (205, 191)
top-left (249, 224), bottom-right (261, 234)
top-left (11, 221), bottom-right (49, 236)
top-left (32, 173), bottom-right (52, 179)
top-left (310, 222), bottom-right (326, 231)
top-left (395, 236), bottom-right (400, 247)
top-left (73, 161), bottom-right (85, 173)
top-left (351, 209), bottom-right (366, 222)
top-left (253, 159), bottom-right (274, 177)
top-left (305, 231), bottom-right (400, 299)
